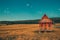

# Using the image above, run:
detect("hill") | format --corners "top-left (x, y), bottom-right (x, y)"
top-left (0, 17), bottom-right (60, 25)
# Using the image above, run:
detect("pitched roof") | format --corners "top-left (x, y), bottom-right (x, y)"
top-left (42, 14), bottom-right (48, 19)
top-left (40, 14), bottom-right (52, 23)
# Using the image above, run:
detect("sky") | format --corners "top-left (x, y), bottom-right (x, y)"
top-left (0, 0), bottom-right (60, 21)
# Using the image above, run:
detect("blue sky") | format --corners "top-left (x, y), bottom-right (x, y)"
top-left (0, 0), bottom-right (60, 21)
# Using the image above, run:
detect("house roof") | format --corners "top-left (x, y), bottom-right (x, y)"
top-left (40, 14), bottom-right (52, 23)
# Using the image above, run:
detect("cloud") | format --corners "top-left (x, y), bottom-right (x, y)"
top-left (26, 3), bottom-right (32, 8)
top-left (58, 9), bottom-right (60, 11)
top-left (26, 3), bottom-right (30, 7)
top-left (4, 8), bottom-right (10, 14)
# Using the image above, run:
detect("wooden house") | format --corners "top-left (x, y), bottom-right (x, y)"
top-left (39, 14), bottom-right (53, 31)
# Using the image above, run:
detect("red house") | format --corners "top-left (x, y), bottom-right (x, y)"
top-left (39, 14), bottom-right (53, 31)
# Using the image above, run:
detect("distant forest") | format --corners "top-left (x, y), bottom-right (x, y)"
top-left (0, 17), bottom-right (60, 25)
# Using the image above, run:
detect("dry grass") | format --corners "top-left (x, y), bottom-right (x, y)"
top-left (0, 24), bottom-right (60, 40)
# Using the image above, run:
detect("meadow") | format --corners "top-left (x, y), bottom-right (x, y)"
top-left (0, 24), bottom-right (60, 40)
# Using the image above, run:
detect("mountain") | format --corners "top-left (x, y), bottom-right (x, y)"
top-left (51, 17), bottom-right (60, 23)
top-left (0, 17), bottom-right (60, 25)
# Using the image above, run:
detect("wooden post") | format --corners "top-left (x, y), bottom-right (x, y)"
top-left (46, 23), bottom-right (48, 31)
top-left (42, 23), bottom-right (45, 31)
top-left (50, 23), bottom-right (52, 31)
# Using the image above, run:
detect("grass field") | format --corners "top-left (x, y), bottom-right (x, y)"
top-left (0, 24), bottom-right (60, 40)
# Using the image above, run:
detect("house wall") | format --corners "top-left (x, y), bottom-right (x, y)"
top-left (39, 23), bottom-right (53, 31)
